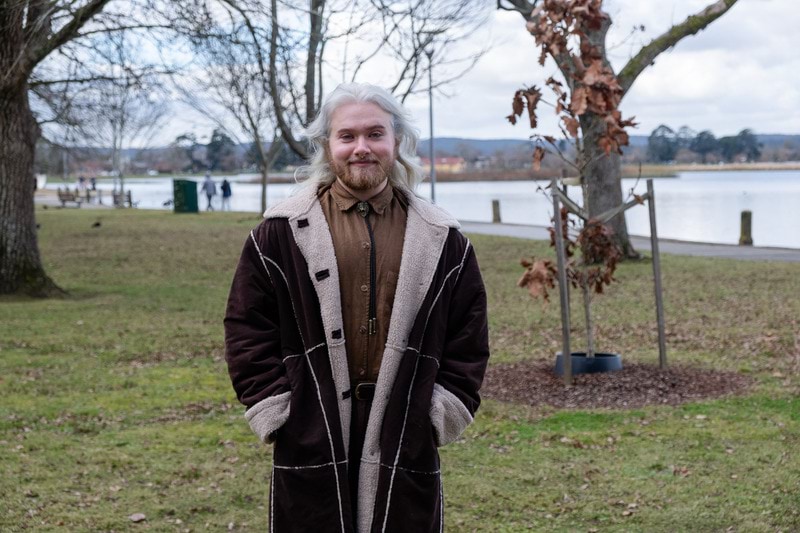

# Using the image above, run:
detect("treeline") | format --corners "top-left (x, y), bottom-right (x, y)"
top-left (644, 125), bottom-right (799, 164)
top-left (35, 127), bottom-right (307, 177)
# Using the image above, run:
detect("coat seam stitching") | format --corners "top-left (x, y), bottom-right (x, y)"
top-left (273, 459), bottom-right (348, 470)
top-left (282, 341), bottom-right (326, 362)
top-left (380, 238), bottom-right (470, 529)
top-left (253, 233), bottom-right (347, 533)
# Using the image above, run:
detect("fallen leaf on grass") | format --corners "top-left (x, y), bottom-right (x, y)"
top-left (129, 513), bottom-right (146, 523)
top-left (672, 465), bottom-right (691, 477)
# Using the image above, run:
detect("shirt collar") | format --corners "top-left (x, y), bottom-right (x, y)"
top-left (329, 179), bottom-right (395, 215)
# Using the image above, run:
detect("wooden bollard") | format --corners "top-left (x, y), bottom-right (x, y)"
top-left (492, 199), bottom-right (501, 223)
top-left (739, 210), bottom-right (753, 246)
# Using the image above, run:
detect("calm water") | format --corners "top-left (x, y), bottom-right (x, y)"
top-left (48, 170), bottom-right (800, 249)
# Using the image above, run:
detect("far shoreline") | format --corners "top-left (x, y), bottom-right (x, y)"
top-left (43, 160), bottom-right (800, 186)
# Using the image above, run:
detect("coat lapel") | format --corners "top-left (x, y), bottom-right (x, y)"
top-left (265, 185), bottom-right (353, 456)
top-left (356, 193), bottom-right (458, 532)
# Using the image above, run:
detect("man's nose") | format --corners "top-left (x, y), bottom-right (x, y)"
top-left (353, 136), bottom-right (370, 156)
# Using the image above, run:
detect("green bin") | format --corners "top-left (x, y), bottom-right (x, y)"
top-left (173, 179), bottom-right (199, 213)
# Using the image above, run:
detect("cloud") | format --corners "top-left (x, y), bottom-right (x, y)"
top-left (152, 0), bottom-right (799, 145)
top-left (407, 0), bottom-right (800, 139)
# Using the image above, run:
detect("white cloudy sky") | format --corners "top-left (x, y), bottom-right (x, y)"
top-left (403, 0), bottom-right (800, 141)
top-left (164, 0), bottom-right (799, 145)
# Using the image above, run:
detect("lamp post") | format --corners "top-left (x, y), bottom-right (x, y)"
top-left (425, 41), bottom-right (436, 204)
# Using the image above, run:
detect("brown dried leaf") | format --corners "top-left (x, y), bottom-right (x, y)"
top-left (523, 87), bottom-right (542, 128)
top-left (517, 258), bottom-right (556, 301)
top-left (532, 146), bottom-right (546, 171)
top-left (598, 135), bottom-right (612, 155)
top-left (563, 117), bottom-right (580, 138)
top-left (582, 60), bottom-right (606, 86)
top-left (570, 86), bottom-right (589, 115)
top-left (511, 90), bottom-right (524, 117)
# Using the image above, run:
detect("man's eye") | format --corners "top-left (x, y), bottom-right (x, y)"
top-left (370, 132), bottom-right (383, 138)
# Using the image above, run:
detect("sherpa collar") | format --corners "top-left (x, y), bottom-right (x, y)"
top-left (264, 183), bottom-right (460, 230)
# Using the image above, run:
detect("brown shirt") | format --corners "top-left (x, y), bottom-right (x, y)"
top-left (319, 180), bottom-right (407, 383)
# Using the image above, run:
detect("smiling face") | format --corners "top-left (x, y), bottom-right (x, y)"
top-left (327, 101), bottom-right (397, 192)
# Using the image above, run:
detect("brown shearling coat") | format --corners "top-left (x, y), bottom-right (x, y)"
top-left (224, 185), bottom-right (489, 532)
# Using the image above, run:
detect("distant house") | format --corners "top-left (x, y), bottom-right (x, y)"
top-left (420, 157), bottom-right (466, 173)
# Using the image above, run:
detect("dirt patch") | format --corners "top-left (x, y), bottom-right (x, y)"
top-left (483, 360), bottom-right (754, 410)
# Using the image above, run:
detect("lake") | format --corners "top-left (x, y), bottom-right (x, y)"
top-left (48, 170), bottom-right (800, 249)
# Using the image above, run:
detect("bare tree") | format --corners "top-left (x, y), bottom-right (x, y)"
top-left (83, 31), bottom-right (170, 194)
top-left (177, 14), bottom-right (282, 213)
top-left (498, 0), bottom-right (740, 257)
top-left (1, 1), bottom-right (114, 296)
top-left (223, 0), bottom-right (491, 158)
top-left (0, 0), bottom-right (176, 296)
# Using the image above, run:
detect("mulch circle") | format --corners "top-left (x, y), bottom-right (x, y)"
top-left (483, 360), bottom-right (754, 410)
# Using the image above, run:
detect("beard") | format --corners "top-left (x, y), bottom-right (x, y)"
top-left (331, 155), bottom-right (394, 191)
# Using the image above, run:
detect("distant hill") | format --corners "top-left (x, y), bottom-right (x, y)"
top-left (422, 134), bottom-right (800, 155)
top-left (754, 134), bottom-right (800, 148)
top-left (419, 137), bottom-right (533, 157)
top-left (627, 134), bottom-right (800, 149)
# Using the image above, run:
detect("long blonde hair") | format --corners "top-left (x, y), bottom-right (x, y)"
top-left (295, 83), bottom-right (424, 194)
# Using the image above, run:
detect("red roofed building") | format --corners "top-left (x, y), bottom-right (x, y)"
top-left (420, 157), bottom-right (466, 173)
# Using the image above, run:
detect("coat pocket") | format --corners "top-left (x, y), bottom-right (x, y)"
top-left (373, 467), bottom-right (442, 533)
top-left (271, 461), bottom-right (353, 532)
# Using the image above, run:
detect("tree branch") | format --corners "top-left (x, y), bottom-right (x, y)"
top-left (78, 24), bottom-right (175, 37)
top-left (30, 75), bottom-right (120, 87)
top-left (618, 0), bottom-right (740, 95)
top-left (496, 0), bottom-right (535, 17)
top-left (26, 0), bottom-right (113, 74)
top-left (269, 0), bottom-right (308, 158)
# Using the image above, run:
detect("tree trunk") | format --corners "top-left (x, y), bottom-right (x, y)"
top-left (581, 280), bottom-right (595, 358)
top-left (259, 163), bottom-right (268, 214)
top-left (305, 0), bottom-right (325, 122)
top-left (580, 112), bottom-right (639, 259)
top-left (0, 84), bottom-right (64, 296)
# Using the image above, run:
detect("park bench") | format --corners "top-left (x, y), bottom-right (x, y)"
top-left (57, 188), bottom-right (84, 208)
top-left (112, 190), bottom-right (134, 208)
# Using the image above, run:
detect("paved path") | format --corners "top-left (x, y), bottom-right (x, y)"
top-left (459, 221), bottom-right (800, 263)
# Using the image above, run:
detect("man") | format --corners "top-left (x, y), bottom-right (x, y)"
top-left (224, 83), bottom-right (489, 532)
top-left (221, 178), bottom-right (232, 211)
top-left (201, 172), bottom-right (216, 211)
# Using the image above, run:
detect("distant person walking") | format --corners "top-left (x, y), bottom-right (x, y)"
top-left (221, 179), bottom-right (232, 211)
top-left (200, 173), bottom-right (217, 211)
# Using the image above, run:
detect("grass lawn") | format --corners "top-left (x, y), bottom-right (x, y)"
top-left (1, 208), bottom-right (798, 532)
